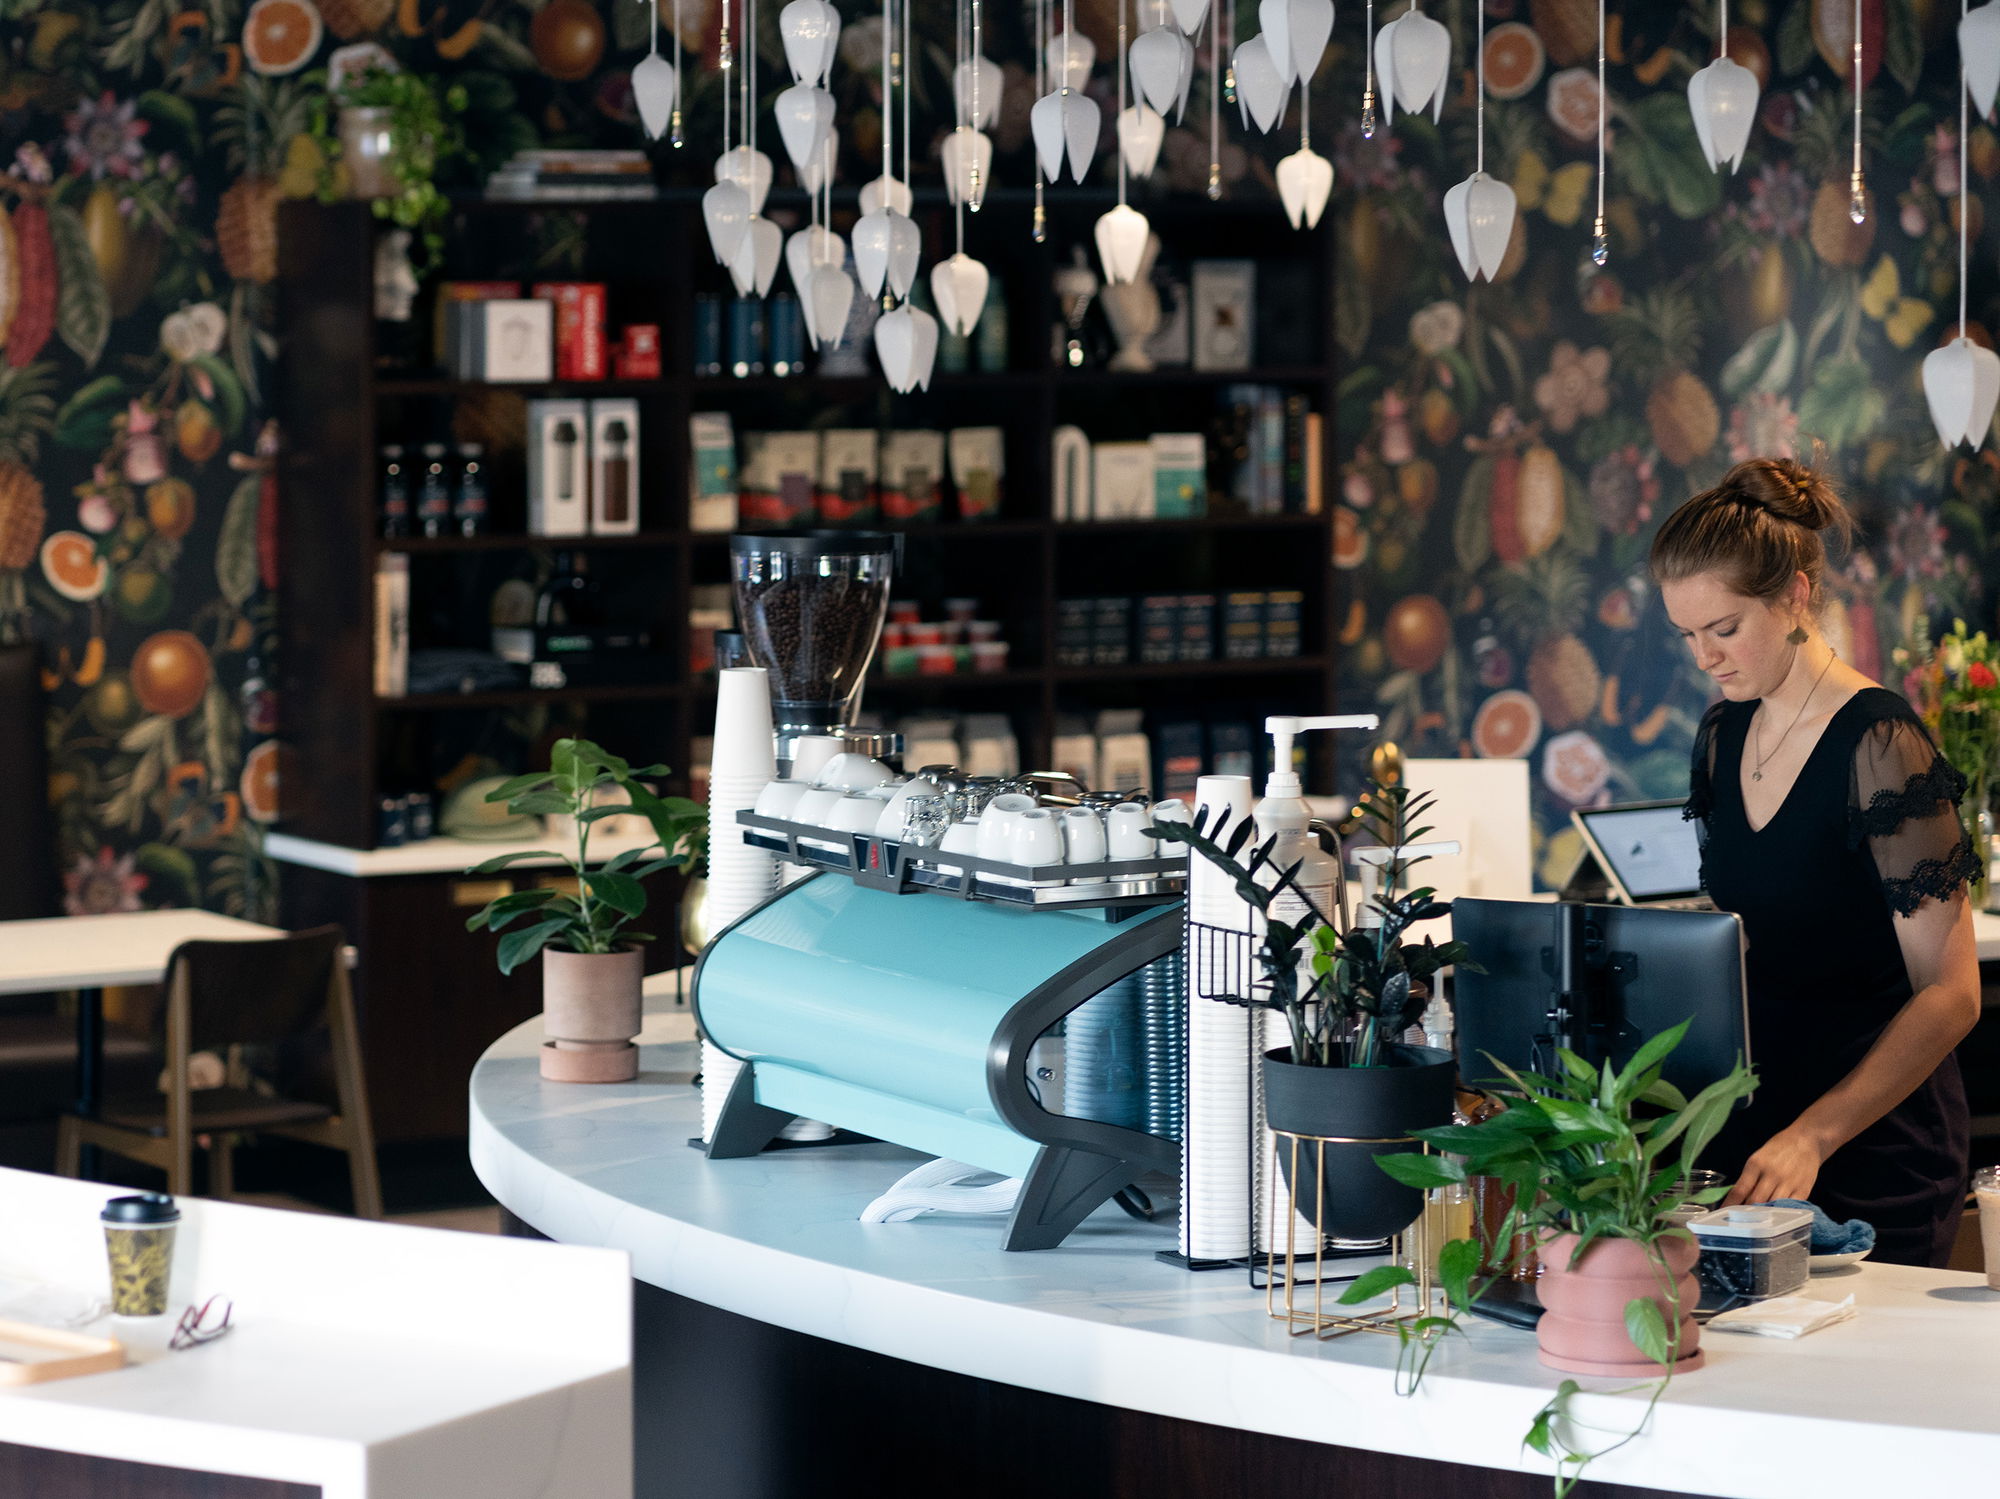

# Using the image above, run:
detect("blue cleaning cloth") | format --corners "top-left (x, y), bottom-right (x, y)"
top-left (1768, 1198), bottom-right (1876, 1255)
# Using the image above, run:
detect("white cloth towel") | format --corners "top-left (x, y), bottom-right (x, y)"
top-left (1707, 1293), bottom-right (1857, 1339)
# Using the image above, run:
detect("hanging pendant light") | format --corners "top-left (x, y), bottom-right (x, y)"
top-left (942, 127), bottom-right (994, 208)
top-left (874, 304), bottom-right (939, 393)
top-left (860, 176), bottom-right (914, 215)
top-left (931, 253), bottom-right (991, 337)
top-left (853, 209), bottom-right (920, 300)
top-left (702, 181), bottom-right (752, 264)
top-left (775, 84), bottom-right (835, 173)
top-left (1966, 0), bottom-right (2000, 116)
top-left (633, 1), bottom-right (677, 141)
top-left (1373, 4), bottom-right (1449, 124)
top-left (1276, 148), bottom-right (1333, 229)
top-left (1045, 28), bottom-right (1096, 89)
top-left (955, 56), bottom-right (1004, 129)
top-left (786, 226), bottom-right (844, 305)
top-left (1232, 35), bottom-right (1288, 132)
top-left (1095, 204), bottom-right (1151, 282)
top-left (1130, 25), bottom-right (1191, 116)
top-left (807, 264), bottom-right (855, 350)
top-left (1030, 92), bottom-right (1100, 181)
top-left (1446, 0), bottom-right (1518, 279)
top-left (1926, 1), bottom-right (1999, 450)
top-left (1259, 0), bottom-right (1334, 87)
top-left (1119, 104), bottom-right (1166, 177)
top-left (799, 131), bottom-right (837, 192)
top-left (778, 0), bottom-right (840, 85)
top-left (1688, 1), bottom-right (1757, 173)
top-left (1170, 0), bottom-right (1209, 33)
top-left (716, 147), bottom-right (773, 214)
top-left (729, 216), bottom-right (784, 298)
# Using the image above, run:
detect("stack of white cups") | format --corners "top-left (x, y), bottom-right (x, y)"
top-left (700, 668), bottom-right (782, 1144)
top-left (1182, 775), bottom-right (1258, 1262)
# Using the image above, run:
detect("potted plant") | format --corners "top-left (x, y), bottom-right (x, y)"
top-left (1149, 783), bottom-right (1476, 1240)
top-left (1347, 1022), bottom-right (1758, 1489)
top-left (308, 64), bottom-right (468, 270)
top-left (465, 739), bottom-right (704, 1082)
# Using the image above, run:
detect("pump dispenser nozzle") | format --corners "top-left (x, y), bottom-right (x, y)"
top-left (1262, 713), bottom-right (1381, 797)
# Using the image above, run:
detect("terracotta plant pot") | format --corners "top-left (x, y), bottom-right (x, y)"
top-left (1261, 1044), bottom-right (1457, 1241)
top-left (1536, 1233), bottom-right (1705, 1377)
top-left (541, 945), bottom-right (643, 1083)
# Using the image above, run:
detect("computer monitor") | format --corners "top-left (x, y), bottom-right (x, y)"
top-left (1570, 801), bottom-right (1705, 905)
top-left (1450, 898), bottom-right (1751, 1101)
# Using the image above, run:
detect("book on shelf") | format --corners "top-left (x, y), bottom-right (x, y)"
top-left (373, 554), bottom-right (409, 698)
top-left (486, 150), bottom-right (657, 201)
top-left (688, 413), bottom-right (738, 532)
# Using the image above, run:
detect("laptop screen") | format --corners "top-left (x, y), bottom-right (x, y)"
top-left (1575, 803), bottom-right (1704, 901)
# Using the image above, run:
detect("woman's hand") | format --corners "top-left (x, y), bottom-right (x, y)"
top-left (1722, 1128), bottom-right (1826, 1206)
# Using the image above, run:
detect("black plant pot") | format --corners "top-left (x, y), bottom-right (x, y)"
top-left (1262, 1045), bottom-right (1457, 1241)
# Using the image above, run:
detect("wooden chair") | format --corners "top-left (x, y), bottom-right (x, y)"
top-left (55, 926), bottom-right (383, 1219)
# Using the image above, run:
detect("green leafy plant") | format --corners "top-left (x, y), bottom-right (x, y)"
top-left (307, 66), bottom-right (469, 271)
top-left (464, 739), bottom-right (706, 975)
top-left (1340, 1021), bottom-right (1758, 1494)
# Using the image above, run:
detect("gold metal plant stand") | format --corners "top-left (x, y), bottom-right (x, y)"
top-left (1266, 1130), bottom-right (1439, 1340)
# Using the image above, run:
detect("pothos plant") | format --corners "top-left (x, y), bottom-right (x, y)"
top-left (1339, 1021), bottom-right (1757, 1495)
top-left (464, 739), bottom-right (706, 975)
top-left (307, 65), bottom-right (468, 271)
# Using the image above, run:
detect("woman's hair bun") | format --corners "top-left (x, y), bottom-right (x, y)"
top-left (1759, 458), bottom-right (1845, 534)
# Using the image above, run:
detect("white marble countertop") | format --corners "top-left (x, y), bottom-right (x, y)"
top-left (0, 911), bottom-right (285, 995)
top-left (0, 1167), bottom-right (631, 1499)
top-left (471, 1003), bottom-right (2000, 1499)
top-left (266, 827), bottom-right (659, 878)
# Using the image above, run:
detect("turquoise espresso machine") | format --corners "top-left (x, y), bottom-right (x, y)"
top-left (693, 870), bottom-right (1184, 1251)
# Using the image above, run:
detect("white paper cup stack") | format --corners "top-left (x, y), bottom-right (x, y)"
top-left (1182, 775), bottom-right (1257, 1262)
top-left (701, 668), bottom-right (782, 1143)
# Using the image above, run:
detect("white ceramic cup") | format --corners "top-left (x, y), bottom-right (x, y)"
top-left (788, 734), bottom-right (844, 784)
top-left (1013, 808), bottom-right (1065, 884)
top-left (815, 752), bottom-right (895, 792)
top-left (790, 786), bottom-right (845, 828)
top-left (827, 793), bottom-right (886, 834)
top-left (936, 818), bottom-right (982, 880)
top-left (1106, 801), bottom-right (1155, 859)
top-left (753, 779), bottom-right (811, 820)
top-left (1061, 807), bottom-right (1107, 883)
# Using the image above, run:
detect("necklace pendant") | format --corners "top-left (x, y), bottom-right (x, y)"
top-left (1752, 770), bottom-right (1763, 781)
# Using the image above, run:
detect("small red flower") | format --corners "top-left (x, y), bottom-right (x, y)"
top-left (1969, 662), bottom-right (1996, 690)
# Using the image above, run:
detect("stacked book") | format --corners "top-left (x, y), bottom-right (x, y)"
top-left (485, 150), bottom-right (657, 202)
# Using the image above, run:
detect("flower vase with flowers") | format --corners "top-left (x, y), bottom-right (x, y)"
top-left (1897, 619), bottom-right (2000, 908)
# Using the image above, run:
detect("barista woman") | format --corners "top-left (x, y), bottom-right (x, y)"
top-left (1653, 457), bottom-right (1982, 1267)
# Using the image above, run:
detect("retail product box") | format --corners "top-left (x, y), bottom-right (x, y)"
top-left (1051, 718), bottom-right (1098, 788)
top-left (737, 432), bottom-right (774, 525)
top-left (445, 298), bottom-right (553, 382)
top-left (1137, 594), bottom-right (1181, 664)
top-left (434, 280), bottom-right (522, 368)
top-left (817, 429), bottom-right (878, 524)
top-left (1191, 260), bottom-right (1254, 372)
top-left (1095, 710), bottom-right (1150, 794)
top-left (527, 399), bottom-right (590, 536)
top-left (1264, 589), bottom-right (1304, 657)
top-left (881, 430), bottom-right (946, 522)
top-left (588, 399), bottom-right (640, 534)
top-left (901, 715), bottom-right (963, 772)
top-left (739, 431), bottom-right (817, 526)
top-left (1177, 593), bottom-right (1216, 662)
top-left (1091, 442), bottom-right (1153, 520)
top-left (949, 427), bottom-right (1005, 519)
top-left (530, 281), bottom-right (608, 380)
top-left (1051, 425), bottom-right (1091, 519)
top-left (1092, 595), bottom-right (1133, 666)
top-left (688, 413), bottom-right (738, 532)
top-left (1153, 718), bottom-right (1205, 800)
top-left (1055, 597), bottom-right (1096, 667)
top-left (1151, 433), bottom-right (1207, 518)
top-left (615, 324), bottom-right (661, 379)
top-left (1209, 719), bottom-right (1255, 780)
top-left (1223, 590), bottom-right (1267, 660)
top-left (961, 713), bottom-right (1020, 778)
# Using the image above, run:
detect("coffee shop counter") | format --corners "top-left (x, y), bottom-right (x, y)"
top-left (0, 1166), bottom-right (629, 1499)
top-left (470, 1001), bottom-right (2000, 1499)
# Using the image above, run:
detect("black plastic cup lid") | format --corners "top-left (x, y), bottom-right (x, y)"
top-left (729, 530), bottom-right (901, 559)
top-left (101, 1192), bottom-right (180, 1225)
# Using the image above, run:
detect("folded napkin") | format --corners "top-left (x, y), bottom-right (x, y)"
top-left (1707, 1293), bottom-right (1857, 1339)
top-left (1767, 1198), bottom-right (1876, 1255)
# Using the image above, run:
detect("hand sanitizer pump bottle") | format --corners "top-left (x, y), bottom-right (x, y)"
top-left (1252, 714), bottom-right (1379, 929)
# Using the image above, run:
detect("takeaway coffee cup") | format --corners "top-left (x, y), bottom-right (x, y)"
top-left (101, 1192), bottom-right (180, 1316)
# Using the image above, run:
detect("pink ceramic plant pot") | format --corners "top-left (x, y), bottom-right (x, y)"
top-left (541, 946), bottom-right (643, 1082)
top-left (1535, 1233), bottom-right (1705, 1377)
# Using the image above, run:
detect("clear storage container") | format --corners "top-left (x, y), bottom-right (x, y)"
top-left (1691, 1205), bottom-right (1813, 1311)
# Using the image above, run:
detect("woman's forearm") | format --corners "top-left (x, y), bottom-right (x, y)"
top-left (1790, 981), bottom-right (1982, 1157)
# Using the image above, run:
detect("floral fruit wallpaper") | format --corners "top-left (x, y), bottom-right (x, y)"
top-left (1327, 0), bottom-right (1995, 884)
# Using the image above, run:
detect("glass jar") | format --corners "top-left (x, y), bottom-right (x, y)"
top-left (339, 106), bottom-right (398, 200)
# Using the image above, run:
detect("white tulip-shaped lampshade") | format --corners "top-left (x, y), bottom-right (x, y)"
top-left (853, 209), bottom-right (894, 299)
top-left (1688, 56), bottom-right (1759, 173)
top-left (1276, 148), bottom-right (1333, 230)
top-left (955, 56), bottom-right (1004, 130)
top-left (1095, 204), bottom-right (1152, 283)
top-left (1259, 0), bottom-right (1335, 86)
top-left (632, 53), bottom-right (677, 141)
top-left (875, 305), bottom-right (939, 393)
top-left (1169, 0), bottom-right (1210, 34)
top-left (1232, 37), bottom-right (1288, 134)
top-left (702, 181), bottom-right (752, 264)
top-left (715, 147), bottom-right (773, 214)
top-left (885, 211), bottom-right (921, 301)
top-left (1965, 0), bottom-right (2000, 117)
top-left (1031, 90), bottom-right (1100, 182)
top-left (1443, 171), bottom-right (1518, 280)
top-left (859, 175), bottom-right (914, 216)
top-left (728, 217), bottom-right (784, 298)
top-left (799, 133), bottom-right (837, 193)
top-left (942, 127), bottom-right (994, 208)
top-left (1175, 26), bottom-right (1196, 118)
top-left (1130, 26), bottom-right (1190, 117)
top-left (1118, 105), bottom-right (1166, 178)
top-left (786, 225), bottom-right (845, 336)
top-left (931, 253), bottom-right (991, 336)
top-left (1374, 7), bottom-right (1451, 124)
top-left (807, 264), bottom-right (855, 350)
top-left (779, 0), bottom-right (841, 85)
top-left (775, 84), bottom-right (835, 173)
top-left (1924, 337), bottom-right (2000, 449)
top-left (1046, 31), bottom-right (1097, 91)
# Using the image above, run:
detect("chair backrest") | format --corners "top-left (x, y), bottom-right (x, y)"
top-left (0, 643), bottom-right (57, 921)
top-left (163, 925), bottom-right (347, 1053)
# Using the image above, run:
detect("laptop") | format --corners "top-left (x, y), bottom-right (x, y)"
top-left (1564, 800), bottom-right (1714, 910)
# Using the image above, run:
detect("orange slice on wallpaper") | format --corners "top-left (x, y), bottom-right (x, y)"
top-left (41, 531), bottom-right (108, 602)
top-left (243, 0), bottom-right (324, 76)
top-left (1472, 689), bottom-right (1543, 760)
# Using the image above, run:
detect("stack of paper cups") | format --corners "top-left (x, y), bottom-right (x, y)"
top-left (701, 668), bottom-right (782, 1143)
top-left (1182, 774), bottom-right (1257, 1262)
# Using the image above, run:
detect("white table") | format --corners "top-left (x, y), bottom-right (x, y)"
top-left (0, 1165), bottom-right (629, 1498)
top-left (265, 827), bottom-right (660, 879)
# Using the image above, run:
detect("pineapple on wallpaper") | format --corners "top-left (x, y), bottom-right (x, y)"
top-left (1329, 0), bottom-right (1996, 885)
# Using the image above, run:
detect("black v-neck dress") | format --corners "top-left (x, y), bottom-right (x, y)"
top-left (1687, 687), bottom-right (1977, 1267)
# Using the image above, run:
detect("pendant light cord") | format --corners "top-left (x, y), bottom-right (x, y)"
top-left (1475, 0), bottom-right (1485, 175)
top-left (1117, 0), bottom-right (1128, 205)
top-left (1963, 0), bottom-right (1971, 338)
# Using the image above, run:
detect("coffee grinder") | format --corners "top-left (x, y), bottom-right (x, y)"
top-left (730, 531), bottom-right (900, 774)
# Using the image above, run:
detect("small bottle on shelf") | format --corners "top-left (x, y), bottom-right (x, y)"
top-left (379, 444), bottom-right (410, 538)
top-left (598, 421), bottom-right (632, 527)
top-left (416, 442), bottom-right (451, 538)
top-left (453, 442), bottom-right (488, 537)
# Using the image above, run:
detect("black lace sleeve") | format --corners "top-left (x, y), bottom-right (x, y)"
top-left (1684, 700), bottom-right (1729, 825)
top-left (1846, 710), bottom-right (1982, 916)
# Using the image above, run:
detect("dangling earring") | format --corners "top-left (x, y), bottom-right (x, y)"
top-left (1787, 624), bottom-right (1809, 645)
